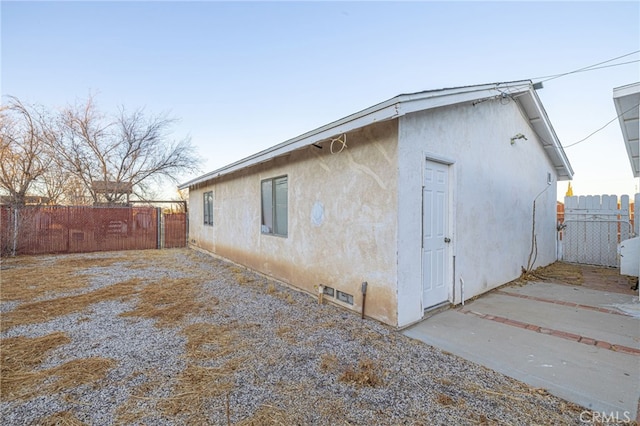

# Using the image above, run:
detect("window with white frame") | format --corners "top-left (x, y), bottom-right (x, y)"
top-left (261, 176), bottom-right (288, 236)
top-left (203, 191), bottom-right (213, 226)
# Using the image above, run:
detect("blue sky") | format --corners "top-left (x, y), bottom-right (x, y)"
top-left (2, 1), bottom-right (639, 200)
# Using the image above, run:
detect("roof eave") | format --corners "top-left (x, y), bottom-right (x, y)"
top-left (613, 82), bottom-right (640, 178)
top-left (522, 89), bottom-right (574, 180)
top-left (179, 80), bottom-right (573, 188)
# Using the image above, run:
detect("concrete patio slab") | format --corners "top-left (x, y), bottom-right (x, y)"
top-left (470, 292), bottom-right (639, 349)
top-left (403, 281), bottom-right (640, 418)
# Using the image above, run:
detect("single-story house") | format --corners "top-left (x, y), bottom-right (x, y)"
top-left (179, 80), bottom-right (573, 328)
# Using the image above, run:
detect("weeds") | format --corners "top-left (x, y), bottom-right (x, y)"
top-left (339, 358), bottom-right (383, 387)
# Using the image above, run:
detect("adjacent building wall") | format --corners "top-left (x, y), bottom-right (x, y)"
top-left (188, 120), bottom-right (400, 325)
top-left (397, 98), bottom-right (559, 327)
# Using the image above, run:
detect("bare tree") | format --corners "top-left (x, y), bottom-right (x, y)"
top-left (0, 97), bottom-right (54, 206)
top-left (53, 96), bottom-right (201, 204)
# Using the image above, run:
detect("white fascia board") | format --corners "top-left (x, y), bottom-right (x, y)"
top-left (179, 80), bottom-right (538, 189)
top-left (614, 82), bottom-right (640, 99)
top-left (613, 82), bottom-right (640, 178)
top-left (526, 90), bottom-right (574, 180)
top-left (178, 103), bottom-right (401, 189)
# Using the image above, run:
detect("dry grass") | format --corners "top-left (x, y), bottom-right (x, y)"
top-left (183, 323), bottom-right (235, 359)
top-left (1, 332), bottom-right (71, 372)
top-left (1, 278), bottom-right (141, 331)
top-left (1, 255), bottom-right (127, 302)
top-left (114, 371), bottom-right (167, 425)
top-left (436, 393), bottom-right (456, 406)
top-left (236, 404), bottom-right (295, 426)
top-left (227, 265), bottom-right (255, 285)
top-left (120, 277), bottom-right (216, 327)
top-left (518, 262), bottom-right (583, 285)
top-left (1, 332), bottom-right (71, 399)
top-left (319, 353), bottom-right (338, 372)
top-left (339, 358), bottom-right (383, 387)
top-left (115, 321), bottom-right (252, 423)
top-left (47, 357), bottom-right (116, 394)
top-left (38, 411), bottom-right (86, 426)
top-left (159, 321), bottom-right (250, 420)
top-left (1, 331), bottom-right (114, 401)
top-left (158, 354), bottom-right (251, 424)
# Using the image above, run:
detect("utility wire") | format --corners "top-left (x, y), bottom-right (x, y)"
top-left (534, 50), bottom-right (640, 83)
top-left (564, 102), bottom-right (640, 148)
top-left (534, 60), bottom-right (639, 80)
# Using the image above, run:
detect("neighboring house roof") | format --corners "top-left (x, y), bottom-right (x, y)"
top-left (180, 80), bottom-right (573, 189)
top-left (613, 82), bottom-right (640, 178)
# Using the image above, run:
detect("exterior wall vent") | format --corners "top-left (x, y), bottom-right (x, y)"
top-left (336, 290), bottom-right (354, 305)
top-left (322, 285), bottom-right (335, 297)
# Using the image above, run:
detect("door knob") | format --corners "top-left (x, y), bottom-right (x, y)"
top-left (444, 237), bottom-right (451, 243)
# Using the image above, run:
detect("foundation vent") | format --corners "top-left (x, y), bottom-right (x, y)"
top-left (322, 286), bottom-right (335, 297)
top-left (336, 290), bottom-right (354, 305)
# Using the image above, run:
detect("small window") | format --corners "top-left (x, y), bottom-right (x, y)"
top-left (261, 176), bottom-right (288, 236)
top-left (203, 191), bottom-right (213, 226)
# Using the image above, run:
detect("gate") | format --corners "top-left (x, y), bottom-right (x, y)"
top-left (561, 195), bottom-right (634, 267)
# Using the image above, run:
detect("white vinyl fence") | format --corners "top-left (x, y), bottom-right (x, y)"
top-left (561, 194), bottom-right (635, 267)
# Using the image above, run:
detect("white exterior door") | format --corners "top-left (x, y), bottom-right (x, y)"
top-left (422, 159), bottom-right (449, 309)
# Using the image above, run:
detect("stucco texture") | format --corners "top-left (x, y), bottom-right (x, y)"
top-left (397, 98), bottom-right (559, 327)
top-left (188, 120), bottom-right (399, 325)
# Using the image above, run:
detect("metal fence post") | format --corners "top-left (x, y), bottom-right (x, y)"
top-left (12, 206), bottom-right (18, 256)
top-left (156, 207), bottom-right (164, 249)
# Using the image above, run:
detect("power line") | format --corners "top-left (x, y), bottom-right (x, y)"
top-left (564, 102), bottom-right (640, 149)
top-left (533, 60), bottom-right (639, 80)
top-left (533, 50), bottom-right (640, 83)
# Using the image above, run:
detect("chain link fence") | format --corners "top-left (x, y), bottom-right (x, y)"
top-left (558, 194), bottom-right (635, 267)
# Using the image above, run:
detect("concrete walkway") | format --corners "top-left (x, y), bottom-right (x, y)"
top-left (403, 281), bottom-right (640, 418)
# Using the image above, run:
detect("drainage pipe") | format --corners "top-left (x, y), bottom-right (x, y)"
top-left (460, 277), bottom-right (465, 306)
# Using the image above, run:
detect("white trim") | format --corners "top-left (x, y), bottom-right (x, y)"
top-left (180, 80), bottom-right (573, 188)
top-left (424, 152), bottom-right (456, 165)
top-left (613, 82), bottom-right (640, 178)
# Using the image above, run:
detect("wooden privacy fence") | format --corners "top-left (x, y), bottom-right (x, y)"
top-left (561, 194), bottom-right (636, 267)
top-left (0, 205), bottom-right (187, 256)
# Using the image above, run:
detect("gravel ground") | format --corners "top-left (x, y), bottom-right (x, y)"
top-left (1, 248), bottom-right (587, 425)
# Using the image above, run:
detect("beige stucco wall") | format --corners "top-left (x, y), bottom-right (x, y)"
top-left (188, 120), bottom-right (399, 325)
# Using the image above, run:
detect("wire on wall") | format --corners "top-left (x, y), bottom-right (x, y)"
top-left (330, 133), bottom-right (347, 154)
